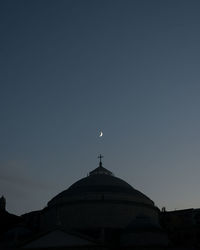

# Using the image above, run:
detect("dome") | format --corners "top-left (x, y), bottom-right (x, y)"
top-left (48, 165), bottom-right (154, 207)
top-left (41, 159), bottom-right (159, 231)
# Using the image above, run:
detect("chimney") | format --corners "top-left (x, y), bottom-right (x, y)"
top-left (0, 196), bottom-right (6, 211)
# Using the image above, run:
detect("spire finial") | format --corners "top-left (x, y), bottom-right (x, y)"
top-left (89, 155), bottom-right (113, 176)
top-left (98, 154), bottom-right (103, 167)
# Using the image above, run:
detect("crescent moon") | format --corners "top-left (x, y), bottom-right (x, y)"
top-left (99, 131), bottom-right (103, 137)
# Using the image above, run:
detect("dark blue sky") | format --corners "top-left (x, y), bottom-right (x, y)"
top-left (1, 0), bottom-right (200, 215)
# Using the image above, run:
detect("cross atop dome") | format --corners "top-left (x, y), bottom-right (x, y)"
top-left (89, 155), bottom-right (114, 176)
top-left (98, 154), bottom-right (103, 167)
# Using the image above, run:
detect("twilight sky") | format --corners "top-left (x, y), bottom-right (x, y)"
top-left (1, 0), bottom-right (200, 215)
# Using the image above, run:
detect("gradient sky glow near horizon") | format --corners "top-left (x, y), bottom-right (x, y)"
top-left (1, 0), bottom-right (200, 215)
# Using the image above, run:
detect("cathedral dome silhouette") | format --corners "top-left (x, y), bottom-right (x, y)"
top-left (48, 165), bottom-right (154, 208)
top-left (41, 156), bottom-right (159, 231)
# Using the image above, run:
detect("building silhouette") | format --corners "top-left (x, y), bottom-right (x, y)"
top-left (0, 156), bottom-right (199, 249)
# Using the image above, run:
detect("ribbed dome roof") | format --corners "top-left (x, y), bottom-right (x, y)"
top-left (68, 173), bottom-right (140, 194)
top-left (48, 163), bottom-right (154, 207)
